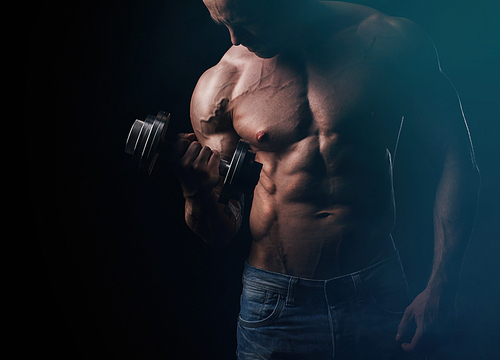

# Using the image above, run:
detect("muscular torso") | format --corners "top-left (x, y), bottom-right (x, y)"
top-left (194, 10), bottom-right (411, 279)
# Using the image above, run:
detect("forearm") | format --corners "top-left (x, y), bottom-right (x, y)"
top-left (184, 189), bottom-right (243, 247)
top-left (427, 160), bottom-right (480, 295)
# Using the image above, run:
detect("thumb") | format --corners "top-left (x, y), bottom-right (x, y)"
top-left (401, 326), bottom-right (423, 353)
top-left (177, 133), bottom-right (196, 141)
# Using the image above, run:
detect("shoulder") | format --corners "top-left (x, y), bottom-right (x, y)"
top-left (190, 51), bottom-right (236, 121)
top-left (355, 12), bottom-right (441, 76)
top-left (190, 46), bottom-right (252, 122)
top-left (321, 2), bottom-right (440, 75)
top-left (189, 47), bottom-right (255, 151)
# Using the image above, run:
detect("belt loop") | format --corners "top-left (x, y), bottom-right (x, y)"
top-left (351, 273), bottom-right (366, 303)
top-left (286, 277), bottom-right (298, 306)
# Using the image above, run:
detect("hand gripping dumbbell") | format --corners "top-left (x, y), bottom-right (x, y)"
top-left (125, 111), bottom-right (262, 204)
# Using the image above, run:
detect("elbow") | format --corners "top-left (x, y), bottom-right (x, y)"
top-left (468, 145), bottom-right (481, 191)
top-left (446, 150), bottom-right (481, 193)
top-left (473, 165), bottom-right (481, 194)
top-left (185, 215), bottom-right (237, 248)
top-left (207, 236), bottom-right (234, 248)
top-left (461, 159), bottom-right (481, 200)
top-left (468, 156), bottom-right (481, 196)
top-left (201, 227), bottom-right (237, 248)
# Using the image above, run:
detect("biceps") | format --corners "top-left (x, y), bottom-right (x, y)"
top-left (196, 131), bottom-right (241, 163)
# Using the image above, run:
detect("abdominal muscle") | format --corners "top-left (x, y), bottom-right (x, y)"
top-left (246, 143), bottom-right (397, 279)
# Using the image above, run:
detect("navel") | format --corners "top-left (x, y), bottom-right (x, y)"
top-left (315, 212), bottom-right (332, 219)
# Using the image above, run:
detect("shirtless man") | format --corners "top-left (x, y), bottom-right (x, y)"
top-left (171, 0), bottom-right (480, 358)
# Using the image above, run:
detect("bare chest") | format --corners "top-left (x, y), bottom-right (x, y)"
top-left (230, 56), bottom-right (399, 155)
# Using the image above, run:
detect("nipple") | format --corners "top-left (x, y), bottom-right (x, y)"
top-left (255, 130), bottom-right (268, 142)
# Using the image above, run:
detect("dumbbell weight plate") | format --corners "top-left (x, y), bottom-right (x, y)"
top-left (219, 140), bottom-right (261, 205)
top-left (219, 140), bottom-right (248, 205)
top-left (125, 111), bottom-right (170, 174)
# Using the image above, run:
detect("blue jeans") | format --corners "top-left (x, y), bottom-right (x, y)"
top-left (237, 252), bottom-right (413, 359)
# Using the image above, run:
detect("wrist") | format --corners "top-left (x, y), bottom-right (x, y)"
top-left (425, 279), bottom-right (459, 301)
top-left (182, 186), bottom-right (216, 201)
top-left (184, 189), bottom-right (216, 214)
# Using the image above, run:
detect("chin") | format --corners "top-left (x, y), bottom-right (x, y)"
top-left (255, 52), bottom-right (277, 59)
top-left (248, 47), bottom-right (278, 59)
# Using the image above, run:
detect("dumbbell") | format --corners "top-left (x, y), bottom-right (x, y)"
top-left (125, 111), bottom-right (262, 204)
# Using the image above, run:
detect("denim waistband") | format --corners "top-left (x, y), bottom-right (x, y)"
top-left (242, 251), bottom-right (405, 306)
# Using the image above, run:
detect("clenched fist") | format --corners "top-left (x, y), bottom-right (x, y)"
top-left (170, 133), bottom-right (221, 197)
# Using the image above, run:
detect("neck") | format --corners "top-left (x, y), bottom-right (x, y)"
top-left (284, 1), bottom-right (343, 55)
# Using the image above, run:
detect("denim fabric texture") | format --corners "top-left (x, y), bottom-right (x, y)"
top-left (237, 252), bottom-right (413, 360)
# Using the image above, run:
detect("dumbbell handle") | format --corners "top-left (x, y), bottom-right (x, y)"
top-left (125, 111), bottom-right (261, 204)
top-left (159, 140), bottom-right (232, 177)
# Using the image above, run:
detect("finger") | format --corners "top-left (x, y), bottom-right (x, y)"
top-left (176, 133), bottom-right (196, 141)
top-left (181, 141), bottom-right (203, 166)
top-left (396, 309), bottom-right (412, 342)
top-left (192, 145), bottom-right (213, 169)
top-left (401, 326), bottom-right (423, 353)
top-left (208, 149), bottom-right (221, 172)
top-left (170, 138), bottom-right (191, 161)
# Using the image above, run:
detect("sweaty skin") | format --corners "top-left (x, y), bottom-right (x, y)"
top-left (175, 1), bottom-right (479, 353)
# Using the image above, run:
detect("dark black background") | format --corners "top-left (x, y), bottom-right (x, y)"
top-left (25, 1), bottom-right (499, 358)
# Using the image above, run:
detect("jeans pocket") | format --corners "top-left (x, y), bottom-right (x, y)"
top-left (368, 290), bottom-right (408, 315)
top-left (366, 274), bottom-right (411, 315)
top-left (238, 285), bottom-right (286, 328)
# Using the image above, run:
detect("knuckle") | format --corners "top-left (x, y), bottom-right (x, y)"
top-left (180, 158), bottom-right (192, 169)
top-left (191, 162), bottom-right (201, 171)
top-left (178, 138), bottom-right (190, 146)
top-left (185, 141), bottom-right (200, 153)
top-left (199, 146), bottom-right (210, 156)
